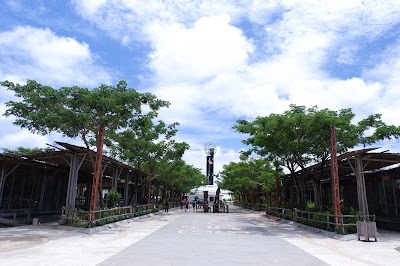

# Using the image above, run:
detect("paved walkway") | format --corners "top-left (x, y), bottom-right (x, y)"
top-left (0, 206), bottom-right (399, 265)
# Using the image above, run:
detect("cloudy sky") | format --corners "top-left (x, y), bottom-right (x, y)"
top-left (1, 0), bottom-right (400, 175)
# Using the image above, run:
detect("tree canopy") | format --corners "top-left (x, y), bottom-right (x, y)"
top-left (1, 80), bottom-right (169, 148)
top-left (1, 79), bottom-right (202, 205)
top-left (233, 104), bottom-right (400, 207)
top-left (219, 158), bottom-right (276, 206)
top-left (1, 146), bottom-right (54, 155)
top-left (108, 113), bottom-right (202, 203)
top-left (234, 104), bottom-right (400, 172)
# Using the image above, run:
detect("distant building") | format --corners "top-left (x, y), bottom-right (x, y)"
top-left (188, 184), bottom-right (232, 203)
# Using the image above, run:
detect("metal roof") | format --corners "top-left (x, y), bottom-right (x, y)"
top-left (1, 142), bottom-right (141, 179)
top-left (284, 147), bottom-right (400, 180)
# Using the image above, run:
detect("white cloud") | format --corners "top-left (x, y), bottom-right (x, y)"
top-left (3, 0), bottom-right (400, 175)
top-left (71, 0), bottom-right (108, 16)
top-left (71, 0), bottom-right (246, 43)
top-left (147, 14), bottom-right (253, 83)
top-left (361, 41), bottom-right (400, 125)
top-left (0, 130), bottom-right (49, 150)
top-left (0, 26), bottom-right (112, 87)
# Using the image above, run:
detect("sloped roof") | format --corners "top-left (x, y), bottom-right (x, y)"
top-left (1, 142), bottom-right (140, 179)
top-left (284, 147), bottom-right (400, 180)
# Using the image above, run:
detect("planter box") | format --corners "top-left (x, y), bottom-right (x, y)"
top-left (356, 221), bottom-right (377, 242)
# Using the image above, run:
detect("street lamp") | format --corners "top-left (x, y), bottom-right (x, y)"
top-left (204, 143), bottom-right (217, 185)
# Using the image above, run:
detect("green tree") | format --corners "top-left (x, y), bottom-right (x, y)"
top-left (1, 146), bottom-right (54, 155)
top-left (1, 79), bottom-right (170, 208)
top-left (219, 158), bottom-right (276, 207)
top-left (168, 161), bottom-right (207, 195)
top-left (234, 104), bottom-right (400, 208)
top-left (1, 80), bottom-right (169, 148)
top-left (110, 116), bottom-right (190, 205)
top-left (154, 159), bottom-right (207, 201)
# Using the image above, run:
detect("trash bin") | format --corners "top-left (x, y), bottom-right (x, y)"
top-left (32, 218), bottom-right (39, 225)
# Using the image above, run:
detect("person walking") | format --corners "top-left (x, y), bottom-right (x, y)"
top-left (185, 199), bottom-right (189, 212)
top-left (165, 199), bottom-right (169, 213)
top-left (180, 199), bottom-right (184, 211)
top-left (191, 200), bottom-right (196, 212)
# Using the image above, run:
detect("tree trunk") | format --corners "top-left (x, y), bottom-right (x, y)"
top-left (154, 184), bottom-right (159, 204)
top-left (300, 175), bottom-right (305, 206)
top-left (98, 174), bottom-right (104, 208)
top-left (293, 175), bottom-right (301, 205)
top-left (252, 190), bottom-right (255, 208)
top-left (146, 175), bottom-right (151, 206)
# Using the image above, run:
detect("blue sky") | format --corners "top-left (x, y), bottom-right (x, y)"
top-left (1, 0), bottom-right (400, 175)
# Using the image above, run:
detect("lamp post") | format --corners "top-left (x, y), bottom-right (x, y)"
top-left (204, 143), bottom-right (217, 185)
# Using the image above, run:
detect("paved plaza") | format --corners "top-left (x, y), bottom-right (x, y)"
top-left (0, 205), bottom-right (399, 265)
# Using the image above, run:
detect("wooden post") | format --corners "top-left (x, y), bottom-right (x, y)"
top-left (124, 172), bottom-right (130, 206)
top-left (0, 164), bottom-right (20, 208)
top-left (66, 153), bottom-right (80, 208)
top-left (89, 123), bottom-right (105, 221)
top-left (39, 175), bottom-right (47, 211)
top-left (326, 213), bottom-right (329, 230)
top-left (355, 156), bottom-right (369, 219)
top-left (330, 125), bottom-right (341, 228)
top-left (275, 161), bottom-right (280, 207)
top-left (0, 167), bottom-right (6, 208)
top-left (147, 172), bottom-right (151, 205)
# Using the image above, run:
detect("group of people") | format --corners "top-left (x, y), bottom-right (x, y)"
top-left (180, 198), bottom-right (196, 212)
top-left (163, 198), bottom-right (196, 213)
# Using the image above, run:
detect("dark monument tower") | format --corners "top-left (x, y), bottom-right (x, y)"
top-left (204, 143), bottom-right (216, 185)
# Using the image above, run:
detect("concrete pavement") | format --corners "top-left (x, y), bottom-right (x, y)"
top-left (0, 205), bottom-right (399, 265)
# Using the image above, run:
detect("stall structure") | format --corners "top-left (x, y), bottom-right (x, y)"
top-left (280, 147), bottom-right (400, 231)
top-left (0, 142), bottom-right (144, 225)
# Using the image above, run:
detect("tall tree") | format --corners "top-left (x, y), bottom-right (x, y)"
top-left (110, 116), bottom-right (190, 205)
top-left (1, 80), bottom-right (169, 148)
top-left (219, 158), bottom-right (276, 207)
top-left (234, 104), bottom-right (400, 208)
top-left (1, 79), bottom-right (170, 208)
top-left (158, 160), bottom-right (207, 200)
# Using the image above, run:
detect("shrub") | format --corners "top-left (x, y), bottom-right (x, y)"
top-left (108, 189), bottom-right (122, 208)
top-left (306, 200), bottom-right (316, 211)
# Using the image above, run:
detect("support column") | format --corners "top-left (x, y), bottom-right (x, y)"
top-left (39, 175), bottom-right (47, 211)
top-left (0, 167), bottom-right (6, 207)
top-left (300, 176), bottom-right (305, 205)
top-left (275, 161), bottom-right (280, 207)
top-left (0, 163), bottom-right (20, 208)
top-left (355, 156), bottom-right (369, 218)
top-left (66, 153), bottom-right (79, 208)
top-left (124, 172), bottom-right (130, 206)
top-left (112, 167), bottom-right (122, 190)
